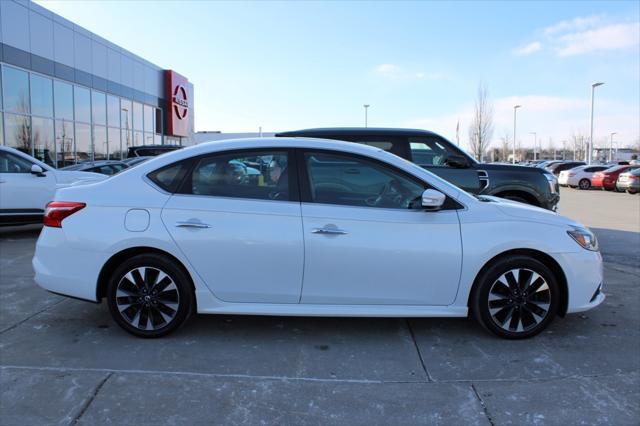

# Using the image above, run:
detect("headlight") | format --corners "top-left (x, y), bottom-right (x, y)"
top-left (567, 227), bottom-right (599, 251)
top-left (544, 173), bottom-right (558, 194)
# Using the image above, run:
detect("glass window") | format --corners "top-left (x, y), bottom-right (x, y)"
top-left (0, 114), bottom-right (4, 146)
top-left (74, 86), bottom-right (91, 123)
top-left (144, 104), bottom-right (153, 133)
top-left (32, 117), bottom-right (55, 166)
top-left (154, 134), bottom-right (162, 145)
top-left (54, 81), bottom-right (74, 120)
top-left (4, 113), bottom-right (31, 153)
top-left (75, 122), bottom-right (91, 162)
top-left (2, 66), bottom-right (30, 114)
top-left (55, 120), bottom-right (75, 167)
top-left (108, 127), bottom-right (121, 160)
top-left (30, 74), bottom-right (53, 118)
top-left (134, 131), bottom-right (143, 146)
top-left (92, 91), bottom-right (106, 126)
top-left (144, 132), bottom-right (154, 146)
top-left (0, 151), bottom-right (33, 173)
top-left (409, 138), bottom-right (459, 167)
top-left (120, 99), bottom-right (132, 130)
top-left (181, 151), bottom-right (289, 200)
top-left (148, 161), bottom-right (190, 193)
top-left (132, 102), bottom-right (143, 130)
top-left (304, 151), bottom-right (424, 209)
top-left (93, 125), bottom-right (107, 160)
top-left (155, 108), bottom-right (162, 134)
top-left (107, 95), bottom-right (120, 128)
top-left (121, 128), bottom-right (133, 153)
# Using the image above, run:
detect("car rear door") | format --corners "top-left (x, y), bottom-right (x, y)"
top-left (298, 149), bottom-right (463, 305)
top-left (161, 149), bottom-right (305, 304)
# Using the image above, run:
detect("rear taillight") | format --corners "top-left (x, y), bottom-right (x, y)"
top-left (43, 202), bottom-right (86, 228)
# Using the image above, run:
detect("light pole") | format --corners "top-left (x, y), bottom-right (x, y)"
top-left (513, 105), bottom-right (521, 164)
top-left (588, 82), bottom-right (604, 164)
top-left (530, 132), bottom-right (537, 161)
top-left (363, 104), bottom-right (370, 128)
top-left (609, 132), bottom-right (617, 162)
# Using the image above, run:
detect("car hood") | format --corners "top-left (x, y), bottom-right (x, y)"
top-left (481, 196), bottom-right (581, 228)
top-left (478, 163), bottom-right (546, 174)
top-left (54, 170), bottom-right (108, 186)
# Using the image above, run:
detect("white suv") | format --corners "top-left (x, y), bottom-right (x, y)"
top-left (0, 146), bottom-right (106, 226)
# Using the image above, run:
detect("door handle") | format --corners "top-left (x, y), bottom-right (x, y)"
top-left (175, 221), bottom-right (211, 229)
top-left (312, 227), bottom-right (348, 235)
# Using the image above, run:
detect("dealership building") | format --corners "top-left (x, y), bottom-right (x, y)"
top-left (0, 0), bottom-right (193, 167)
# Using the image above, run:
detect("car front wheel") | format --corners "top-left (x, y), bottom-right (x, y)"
top-left (106, 253), bottom-right (194, 338)
top-left (471, 256), bottom-right (559, 339)
top-left (578, 179), bottom-right (591, 190)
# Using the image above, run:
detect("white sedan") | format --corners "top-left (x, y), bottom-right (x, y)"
top-left (33, 138), bottom-right (604, 339)
top-left (558, 165), bottom-right (610, 189)
top-left (0, 146), bottom-right (107, 226)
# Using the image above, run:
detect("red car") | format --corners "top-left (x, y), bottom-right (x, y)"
top-left (592, 165), bottom-right (640, 190)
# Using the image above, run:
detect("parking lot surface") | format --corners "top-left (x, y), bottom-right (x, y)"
top-left (1, 188), bottom-right (639, 425)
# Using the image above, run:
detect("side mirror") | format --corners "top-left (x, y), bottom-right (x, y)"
top-left (445, 154), bottom-right (470, 168)
top-left (31, 164), bottom-right (46, 177)
top-left (421, 189), bottom-right (446, 210)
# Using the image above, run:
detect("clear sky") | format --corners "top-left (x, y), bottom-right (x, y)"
top-left (37, 0), bottom-right (639, 151)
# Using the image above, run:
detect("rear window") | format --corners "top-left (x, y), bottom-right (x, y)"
top-left (147, 161), bottom-right (190, 193)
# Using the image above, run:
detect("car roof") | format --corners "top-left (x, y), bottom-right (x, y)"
top-left (276, 127), bottom-right (442, 138)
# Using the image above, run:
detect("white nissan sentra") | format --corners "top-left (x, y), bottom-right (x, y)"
top-left (33, 137), bottom-right (604, 339)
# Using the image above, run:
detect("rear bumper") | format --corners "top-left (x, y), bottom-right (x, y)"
top-left (33, 227), bottom-right (105, 302)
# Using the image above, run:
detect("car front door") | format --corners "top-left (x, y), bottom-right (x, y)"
top-left (298, 150), bottom-right (463, 305)
top-left (408, 137), bottom-right (482, 193)
top-left (161, 149), bottom-right (304, 304)
top-left (0, 150), bottom-right (56, 213)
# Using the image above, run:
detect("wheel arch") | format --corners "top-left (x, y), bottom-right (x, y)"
top-left (493, 189), bottom-right (541, 206)
top-left (96, 246), bottom-right (196, 305)
top-left (468, 248), bottom-right (569, 317)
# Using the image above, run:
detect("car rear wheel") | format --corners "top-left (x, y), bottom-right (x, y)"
top-left (578, 179), bottom-right (591, 190)
top-left (106, 253), bottom-right (194, 338)
top-left (627, 189), bottom-right (638, 194)
top-left (471, 256), bottom-right (559, 339)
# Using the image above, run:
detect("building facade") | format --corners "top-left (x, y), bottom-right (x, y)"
top-left (0, 0), bottom-right (193, 167)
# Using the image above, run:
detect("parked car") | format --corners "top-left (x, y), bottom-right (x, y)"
top-left (616, 168), bottom-right (640, 194)
top-left (0, 146), bottom-right (107, 225)
top-left (33, 137), bottom-right (604, 339)
top-left (592, 165), bottom-right (640, 191)
top-left (60, 160), bottom-right (129, 176)
top-left (277, 128), bottom-right (559, 210)
top-left (558, 165), bottom-right (610, 190)
top-left (122, 156), bottom-right (154, 167)
top-left (536, 160), bottom-right (562, 169)
top-left (545, 161), bottom-right (586, 176)
top-left (127, 145), bottom-right (183, 158)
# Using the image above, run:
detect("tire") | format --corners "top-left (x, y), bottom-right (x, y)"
top-left (471, 256), bottom-right (559, 339)
top-left (106, 253), bottom-right (194, 338)
top-left (578, 179), bottom-right (591, 190)
top-left (627, 189), bottom-right (638, 195)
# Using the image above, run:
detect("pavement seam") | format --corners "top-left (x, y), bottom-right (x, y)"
top-left (471, 383), bottom-right (496, 426)
top-left (9, 365), bottom-right (631, 386)
top-left (405, 319), bottom-right (434, 382)
top-left (0, 298), bottom-right (68, 335)
top-left (69, 372), bottom-right (113, 426)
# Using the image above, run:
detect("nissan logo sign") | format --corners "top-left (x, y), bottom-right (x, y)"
top-left (172, 85), bottom-right (189, 120)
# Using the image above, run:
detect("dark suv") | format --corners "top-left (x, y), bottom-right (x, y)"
top-left (277, 128), bottom-right (559, 210)
top-left (127, 145), bottom-right (183, 158)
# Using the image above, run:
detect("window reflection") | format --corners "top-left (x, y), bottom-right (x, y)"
top-left (2, 66), bottom-right (30, 114)
top-left (31, 74), bottom-right (54, 118)
top-left (144, 104), bottom-right (153, 133)
top-left (55, 120), bottom-right (75, 167)
top-left (133, 102), bottom-right (143, 131)
top-left (4, 113), bottom-right (31, 153)
top-left (75, 122), bottom-right (91, 162)
top-left (32, 117), bottom-right (55, 166)
top-left (74, 86), bottom-right (91, 123)
top-left (54, 81), bottom-right (74, 120)
top-left (108, 127), bottom-right (121, 160)
top-left (107, 95), bottom-right (120, 127)
top-left (93, 125), bottom-right (107, 160)
top-left (92, 91), bottom-right (106, 126)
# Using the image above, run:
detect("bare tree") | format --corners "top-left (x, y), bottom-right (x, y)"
top-left (468, 83), bottom-right (494, 162)
top-left (499, 131), bottom-right (511, 162)
top-left (571, 132), bottom-right (587, 161)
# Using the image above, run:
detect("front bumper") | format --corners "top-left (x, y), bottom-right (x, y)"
top-left (554, 249), bottom-right (605, 314)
